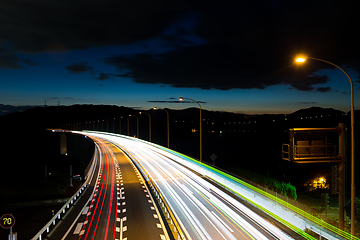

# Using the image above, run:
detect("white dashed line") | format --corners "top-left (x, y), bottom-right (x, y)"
top-left (73, 223), bottom-right (83, 234)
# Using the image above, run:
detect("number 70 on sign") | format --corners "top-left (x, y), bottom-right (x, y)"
top-left (0, 214), bottom-right (15, 229)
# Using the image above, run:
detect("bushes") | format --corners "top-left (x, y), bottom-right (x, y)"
top-left (228, 167), bottom-right (297, 200)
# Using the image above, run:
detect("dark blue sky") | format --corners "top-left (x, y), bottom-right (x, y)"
top-left (1, 0), bottom-right (359, 114)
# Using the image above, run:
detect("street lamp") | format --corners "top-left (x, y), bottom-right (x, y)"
top-left (121, 116), bottom-right (129, 135)
top-left (129, 114), bottom-right (139, 138)
top-left (154, 107), bottom-right (170, 148)
top-left (140, 112), bottom-right (151, 142)
top-left (113, 118), bottom-right (121, 133)
top-left (179, 97), bottom-right (203, 162)
top-left (296, 56), bottom-right (356, 235)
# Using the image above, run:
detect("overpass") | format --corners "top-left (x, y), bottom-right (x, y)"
top-left (32, 131), bottom-right (358, 240)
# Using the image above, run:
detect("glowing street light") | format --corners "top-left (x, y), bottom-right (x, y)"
top-left (179, 97), bottom-right (203, 162)
top-left (296, 55), bottom-right (356, 235)
top-left (121, 116), bottom-right (129, 135)
top-left (129, 114), bottom-right (139, 138)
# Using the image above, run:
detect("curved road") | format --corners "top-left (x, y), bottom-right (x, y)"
top-left (82, 132), bottom-right (303, 240)
top-left (50, 135), bottom-right (168, 240)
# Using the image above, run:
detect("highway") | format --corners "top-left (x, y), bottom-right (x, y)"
top-left (49, 135), bottom-right (168, 240)
top-left (81, 132), bottom-right (301, 240)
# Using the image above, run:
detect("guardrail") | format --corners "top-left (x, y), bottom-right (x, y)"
top-left (31, 145), bottom-right (98, 240)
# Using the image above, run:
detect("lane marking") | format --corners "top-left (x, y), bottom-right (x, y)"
top-left (73, 223), bottom-right (83, 234)
top-left (82, 206), bottom-right (89, 214)
top-left (211, 211), bottom-right (234, 233)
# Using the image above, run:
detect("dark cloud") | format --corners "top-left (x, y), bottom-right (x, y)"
top-left (148, 100), bottom-right (183, 103)
top-left (297, 102), bottom-right (317, 105)
top-left (148, 100), bottom-right (206, 104)
top-left (0, 48), bottom-right (23, 69)
top-left (103, 1), bottom-right (360, 91)
top-left (316, 87), bottom-right (332, 93)
top-left (105, 45), bottom-right (331, 92)
top-left (66, 62), bottom-right (94, 74)
top-left (288, 75), bottom-right (329, 92)
top-left (1, 0), bottom-right (359, 91)
top-left (98, 73), bottom-right (111, 81)
top-left (0, 0), bottom-right (192, 54)
top-left (105, 44), bottom-right (287, 90)
top-left (23, 59), bottom-right (38, 66)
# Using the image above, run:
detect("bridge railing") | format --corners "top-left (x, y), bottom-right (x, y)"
top-left (31, 144), bottom-right (98, 240)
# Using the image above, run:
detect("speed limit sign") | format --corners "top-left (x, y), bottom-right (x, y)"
top-left (0, 214), bottom-right (15, 229)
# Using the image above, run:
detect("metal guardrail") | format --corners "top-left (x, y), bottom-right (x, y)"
top-left (31, 146), bottom-right (98, 240)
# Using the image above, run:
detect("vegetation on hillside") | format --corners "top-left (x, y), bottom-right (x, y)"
top-left (228, 167), bottom-right (297, 200)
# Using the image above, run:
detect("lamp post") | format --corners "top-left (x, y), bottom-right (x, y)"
top-left (154, 107), bottom-right (170, 148)
top-left (121, 116), bottom-right (129, 135)
top-left (129, 114), bottom-right (139, 138)
top-left (140, 112), bottom-right (152, 142)
top-left (296, 56), bottom-right (355, 235)
top-left (179, 97), bottom-right (202, 162)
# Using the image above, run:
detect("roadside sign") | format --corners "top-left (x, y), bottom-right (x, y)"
top-left (0, 214), bottom-right (15, 229)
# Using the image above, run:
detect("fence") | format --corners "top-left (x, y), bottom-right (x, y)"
top-left (31, 146), bottom-right (98, 240)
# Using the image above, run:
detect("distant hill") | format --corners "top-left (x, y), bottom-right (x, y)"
top-left (0, 104), bottom-right (39, 116)
top-left (291, 106), bottom-right (346, 117)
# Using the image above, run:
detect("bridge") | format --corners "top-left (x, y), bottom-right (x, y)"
top-left (31, 131), bottom-right (357, 240)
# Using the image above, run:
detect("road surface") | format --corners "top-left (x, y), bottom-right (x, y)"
top-left (49, 136), bottom-right (168, 240)
top-left (83, 132), bottom-right (304, 240)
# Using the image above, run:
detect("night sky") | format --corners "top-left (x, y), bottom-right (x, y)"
top-left (1, 0), bottom-right (359, 114)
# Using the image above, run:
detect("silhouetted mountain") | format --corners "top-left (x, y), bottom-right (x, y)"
top-left (0, 104), bottom-right (39, 116)
top-left (292, 106), bottom-right (346, 117)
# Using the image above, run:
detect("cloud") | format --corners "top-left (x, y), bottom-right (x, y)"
top-left (0, 0), bottom-right (359, 91)
top-left (148, 100), bottom-right (206, 104)
top-left (315, 87), bottom-right (332, 93)
top-left (0, 0), bottom-right (192, 54)
top-left (105, 44), bottom-right (288, 90)
top-left (288, 75), bottom-right (329, 92)
top-left (23, 59), bottom-right (38, 66)
top-left (105, 45), bottom-right (333, 92)
top-left (66, 62), bottom-right (94, 73)
top-left (0, 48), bottom-right (23, 69)
top-left (297, 102), bottom-right (317, 105)
top-left (103, 1), bottom-right (359, 91)
top-left (97, 73), bottom-right (111, 81)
